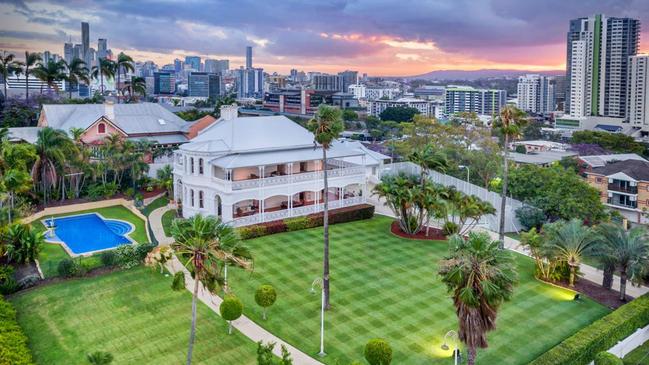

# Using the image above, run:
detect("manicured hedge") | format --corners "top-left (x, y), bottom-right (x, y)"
top-left (237, 204), bottom-right (375, 240)
top-left (0, 296), bottom-right (34, 365)
top-left (530, 293), bottom-right (649, 365)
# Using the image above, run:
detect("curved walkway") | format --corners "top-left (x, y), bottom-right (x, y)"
top-left (148, 205), bottom-right (324, 365)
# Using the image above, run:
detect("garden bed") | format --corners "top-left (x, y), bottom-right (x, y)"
top-left (541, 277), bottom-right (633, 309)
top-left (390, 220), bottom-right (447, 240)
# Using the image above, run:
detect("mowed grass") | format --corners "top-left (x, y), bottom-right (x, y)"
top-left (32, 205), bottom-right (149, 277)
top-left (11, 267), bottom-right (258, 365)
top-left (225, 215), bottom-right (610, 365)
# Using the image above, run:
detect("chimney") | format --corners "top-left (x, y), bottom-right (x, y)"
top-left (104, 101), bottom-right (115, 121)
top-left (220, 104), bottom-right (239, 121)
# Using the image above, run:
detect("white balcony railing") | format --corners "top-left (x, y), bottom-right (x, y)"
top-left (227, 166), bottom-right (365, 191)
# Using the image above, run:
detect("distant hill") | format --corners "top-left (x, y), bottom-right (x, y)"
top-left (399, 69), bottom-right (565, 81)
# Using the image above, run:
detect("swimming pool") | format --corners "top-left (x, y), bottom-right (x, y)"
top-left (42, 213), bottom-right (135, 255)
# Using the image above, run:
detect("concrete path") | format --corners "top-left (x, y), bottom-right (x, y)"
top-left (149, 205), bottom-right (175, 245)
top-left (166, 256), bottom-right (324, 365)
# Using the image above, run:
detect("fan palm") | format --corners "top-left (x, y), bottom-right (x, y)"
top-left (115, 52), bottom-right (134, 103)
top-left (91, 58), bottom-right (116, 94)
top-left (438, 232), bottom-right (517, 365)
top-left (171, 215), bottom-right (252, 365)
top-left (31, 127), bottom-right (75, 206)
top-left (31, 59), bottom-right (66, 94)
top-left (0, 51), bottom-right (22, 100)
top-left (544, 219), bottom-right (596, 287)
top-left (123, 76), bottom-right (146, 102)
top-left (21, 51), bottom-right (42, 100)
top-left (594, 223), bottom-right (649, 301)
top-left (307, 104), bottom-right (344, 310)
top-left (494, 105), bottom-right (527, 248)
top-left (62, 58), bottom-right (89, 99)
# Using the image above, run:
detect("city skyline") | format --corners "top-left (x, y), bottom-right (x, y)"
top-left (1, 1), bottom-right (649, 76)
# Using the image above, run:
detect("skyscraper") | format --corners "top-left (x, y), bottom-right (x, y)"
top-left (566, 14), bottom-right (640, 118)
top-left (246, 46), bottom-right (253, 68)
top-left (216, 59), bottom-right (229, 73)
top-left (81, 22), bottom-right (90, 63)
top-left (174, 58), bottom-right (184, 73)
top-left (237, 67), bottom-right (264, 98)
top-left (338, 70), bottom-right (358, 91)
top-left (628, 55), bottom-right (649, 132)
top-left (188, 72), bottom-right (222, 98)
top-left (313, 75), bottom-right (343, 92)
top-left (517, 74), bottom-right (555, 114)
top-left (64, 42), bottom-right (73, 63)
top-left (153, 72), bottom-right (175, 95)
top-left (73, 44), bottom-right (82, 61)
top-left (185, 56), bottom-right (201, 71)
top-left (97, 38), bottom-right (108, 60)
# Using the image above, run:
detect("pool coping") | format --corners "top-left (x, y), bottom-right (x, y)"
top-left (41, 212), bottom-right (136, 258)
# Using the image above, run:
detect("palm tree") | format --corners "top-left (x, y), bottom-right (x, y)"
top-left (31, 127), bottom-right (75, 206)
top-left (544, 219), bottom-right (596, 287)
top-left (62, 58), bottom-right (89, 99)
top-left (31, 59), bottom-right (66, 94)
top-left (494, 105), bottom-right (527, 248)
top-left (307, 105), bottom-right (344, 310)
top-left (21, 51), bottom-right (42, 100)
top-left (170, 215), bottom-right (252, 365)
top-left (408, 143), bottom-right (448, 182)
top-left (595, 223), bottom-right (649, 301)
top-left (123, 76), bottom-right (146, 102)
top-left (2, 169), bottom-right (31, 223)
top-left (438, 232), bottom-right (517, 365)
top-left (91, 58), bottom-right (116, 94)
top-left (115, 52), bottom-right (134, 103)
top-left (0, 51), bottom-right (22, 100)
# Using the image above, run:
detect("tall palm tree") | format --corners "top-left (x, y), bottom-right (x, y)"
top-left (544, 219), bottom-right (596, 287)
top-left (0, 51), bottom-right (22, 100)
top-left (171, 215), bottom-right (252, 365)
top-left (62, 58), bottom-right (89, 99)
top-left (595, 223), bottom-right (649, 301)
top-left (21, 51), bottom-right (42, 100)
top-left (123, 76), bottom-right (146, 102)
top-left (91, 58), bottom-right (116, 94)
top-left (115, 52), bottom-right (134, 103)
top-left (31, 59), bottom-right (66, 94)
top-left (408, 143), bottom-right (448, 181)
top-left (438, 232), bottom-right (517, 365)
top-left (307, 104), bottom-right (343, 310)
top-left (2, 169), bottom-right (31, 223)
top-left (494, 105), bottom-right (527, 248)
top-left (31, 127), bottom-right (75, 206)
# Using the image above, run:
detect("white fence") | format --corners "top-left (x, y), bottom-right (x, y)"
top-left (379, 162), bottom-right (525, 233)
top-left (588, 324), bottom-right (649, 364)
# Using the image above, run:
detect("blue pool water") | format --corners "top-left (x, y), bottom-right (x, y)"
top-left (43, 213), bottom-right (133, 255)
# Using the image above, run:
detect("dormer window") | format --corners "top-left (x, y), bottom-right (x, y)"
top-left (98, 122), bottom-right (106, 134)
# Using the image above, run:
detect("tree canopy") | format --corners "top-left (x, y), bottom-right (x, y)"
top-left (571, 130), bottom-right (647, 156)
top-left (379, 106), bottom-right (419, 122)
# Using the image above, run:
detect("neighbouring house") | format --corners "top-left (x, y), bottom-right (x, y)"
top-left (173, 105), bottom-right (389, 227)
top-left (578, 153), bottom-right (648, 172)
top-left (585, 159), bottom-right (649, 224)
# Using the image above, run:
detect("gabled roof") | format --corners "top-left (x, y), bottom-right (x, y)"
top-left (7, 127), bottom-right (42, 143)
top-left (591, 160), bottom-right (649, 181)
top-left (41, 103), bottom-right (191, 136)
top-left (580, 154), bottom-right (647, 168)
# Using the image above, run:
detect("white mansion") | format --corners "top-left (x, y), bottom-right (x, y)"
top-left (173, 106), bottom-right (389, 226)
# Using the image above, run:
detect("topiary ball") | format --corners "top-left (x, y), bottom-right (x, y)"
top-left (255, 285), bottom-right (277, 308)
top-left (220, 295), bottom-right (243, 322)
top-left (364, 338), bottom-right (392, 365)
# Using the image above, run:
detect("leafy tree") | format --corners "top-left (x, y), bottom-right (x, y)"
top-left (30, 127), bottom-right (76, 205)
top-left (3, 223), bottom-right (43, 264)
top-left (571, 130), bottom-right (646, 156)
top-left (114, 52), bottom-right (134, 103)
top-left (342, 109), bottom-right (358, 121)
top-left (307, 105), bottom-right (343, 310)
top-left (171, 215), bottom-right (252, 364)
top-left (364, 339), bottom-right (392, 365)
top-left (544, 219), bottom-right (597, 287)
top-left (156, 164), bottom-right (174, 197)
top-left (175, 108), bottom-right (212, 121)
top-left (255, 284), bottom-right (277, 320)
top-left (220, 295), bottom-right (243, 334)
top-left (493, 105), bottom-right (527, 248)
top-left (514, 205), bottom-right (546, 231)
top-left (514, 145), bottom-right (526, 154)
top-left (31, 60), bottom-right (67, 94)
top-left (87, 351), bottom-right (114, 365)
top-left (0, 51), bottom-right (22, 100)
top-left (438, 232), bottom-right (517, 365)
top-left (594, 223), bottom-right (649, 301)
top-left (2, 169), bottom-right (31, 223)
top-left (379, 106), bottom-right (419, 122)
top-left (20, 51), bottom-right (42, 100)
top-left (62, 58), bottom-right (89, 99)
top-left (521, 120), bottom-right (543, 140)
top-left (256, 341), bottom-right (293, 365)
top-left (0, 97), bottom-right (40, 127)
top-left (213, 94), bottom-right (237, 117)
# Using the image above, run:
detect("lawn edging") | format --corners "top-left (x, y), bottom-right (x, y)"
top-left (530, 293), bottom-right (649, 365)
top-left (0, 295), bottom-right (34, 365)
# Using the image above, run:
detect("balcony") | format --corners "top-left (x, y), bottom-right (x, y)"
top-left (607, 197), bottom-right (637, 209)
top-left (608, 183), bottom-right (638, 194)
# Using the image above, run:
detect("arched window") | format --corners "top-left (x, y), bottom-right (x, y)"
top-left (199, 191), bottom-right (204, 208)
top-left (190, 158), bottom-right (195, 174)
top-left (190, 189), bottom-right (195, 207)
top-left (198, 158), bottom-right (204, 175)
top-left (98, 122), bottom-right (106, 134)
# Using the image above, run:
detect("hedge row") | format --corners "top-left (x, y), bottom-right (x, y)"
top-left (0, 296), bottom-right (34, 365)
top-left (237, 204), bottom-right (375, 240)
top-left (530, 293), bottom-right (649, 365)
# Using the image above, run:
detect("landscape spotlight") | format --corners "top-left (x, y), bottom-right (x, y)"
top-left (574, 293), bottom-right (581, 301)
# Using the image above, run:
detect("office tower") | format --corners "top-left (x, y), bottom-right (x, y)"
top-left (313, 75), bottom-right (343, 92)
top-left (64, 42), bottom-right (73, 63)
top-left (73, 44), bottom-right (82, 60)
top-left (204, 59), bottom-right (219, 74)
top-left (290, 69), bottom-right (298, 81)
top-left (188, 72), bottom-right (222, 98)
top-left (444, 86), bottom-right (507, 116)
top-left (43, 51), bottom-right (51, 64)
top-left (216, 59), bottom-right (229, 73)
top-left (338, 70), bottom-right (358, 91)
top-left (174, 58), bottom-right (183, 73)
top-left (628, 55), bottom-right (649, 131)
top-left (185, 56), bottom-right (201, 71)
top-left (516, 74), bottom-right (555, 114)
top-left (236, 67), bottom-right (264, 98)
top-left (246, 46), bottom-right (253, 68)
top-left (81, 22), bottom-right (89, 62)
top-left (566, 14), bottom-right (640, 118)
top-left (97, 38), bottom-right (108, 59)
top-left (553, 75), bottom-right (568, 111)
top-left (153, 72), bottom-right (175, 95)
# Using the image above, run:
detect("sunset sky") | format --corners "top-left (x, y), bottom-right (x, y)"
top-left (1, 0), bottom-right (649, 76)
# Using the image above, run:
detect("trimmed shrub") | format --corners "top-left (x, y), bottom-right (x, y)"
top-left (284, 216), bottom-right (310, 231)
top-left (516, 205), bottom-right (547, 231)
top-left (255, 285), bottom-right (277, 320)
top-left (57, 258), bottom-right (80, 277)
top-left (530, 293), bottom-right (649, 365)
top-left (100, 250), bottom-right (117, 267)
top-left (364, 338), bottom-right (392, 365)
top-left (262, 221), bottom-right (287, 235)
top-left (115, 243), bottom-right (156, 269)
top-left (0, 266), bottom-right (19, 295)
top-left (220, 295), bottom-right (243, 334)
top-left (0, 296), bottom-right (34, 365)
top-left (238, 225), bottom-right (267, 240)
top-left (593, 352), bottom-right (622, 365)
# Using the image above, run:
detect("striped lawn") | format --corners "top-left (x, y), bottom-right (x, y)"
top-left (225, 215), bottom-right (610, 365)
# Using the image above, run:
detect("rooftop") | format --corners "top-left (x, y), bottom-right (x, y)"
top-left (591, 160), bottom-right (649, 181)
top-left (580, 153), bottom-right (647, 168)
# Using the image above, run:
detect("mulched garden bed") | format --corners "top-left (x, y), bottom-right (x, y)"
top-left (7, 266), bottom-right (122, 297)
top-left (390, 220), bottom-right (447, 241)
top-left (541, 277), bottom-right (633, 309)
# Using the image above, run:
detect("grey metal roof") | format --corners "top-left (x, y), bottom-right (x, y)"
top-left (41, 103), bottom-right (192, 136)
top-left (7, 127), bottom-right (42, 143)
top-left (127, 134), bottom-right (188, 144)
top-left (508, 150), bottom-right (577, 165)
top-left (580, 154), bottom-right (647, 168)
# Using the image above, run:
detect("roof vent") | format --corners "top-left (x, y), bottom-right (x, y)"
top-left (158, 118), bottom-right (166, 125)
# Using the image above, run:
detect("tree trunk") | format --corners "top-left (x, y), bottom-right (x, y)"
top-left (263, 307), bottom-right (267, 320)
top-left (69, 81), bottom-right (73, 99)
top-left (25, 66), bottom-right (29, 100)
top-left (3, 81), bottom-right (7, 102)
top-left (186, 274), bottom-right (199, 365)
top-left (322, 147), bottom-right (331, 310)
top-left (117, 66), bottom-right (121, 103)
top-left (620, 270), bottom-right (627, 302)
top-left (8, 192), bottom-right (13, 224)
top-left (467, 347), bottom-right (476, 365)
top-left (498, 133), bottom-right (509, 249)
top-left (228, 321), bottom-right (233, 335)
top-left (602, 263), bottom-right (614, 290)
top-left (569, 265), bottom-right (576, 287)
top-left (101, 72), bottom-right (104, 94)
